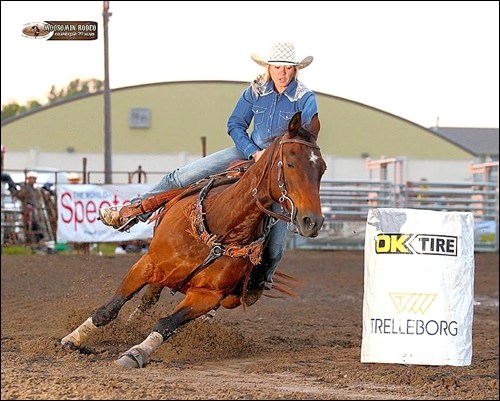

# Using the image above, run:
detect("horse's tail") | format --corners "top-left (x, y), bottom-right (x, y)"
top-left (265, 270), bottom-right (301, 299)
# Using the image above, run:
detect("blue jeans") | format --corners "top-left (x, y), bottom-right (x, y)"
top-left (262, 203), bottom-right (287, 283)
top-left (141, 147), bottom-right (244, 197)
top-left (137, 146), bottom-right (286, 282)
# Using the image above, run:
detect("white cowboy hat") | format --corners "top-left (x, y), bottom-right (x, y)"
top-left (67, 172), bottom-right (81, 181)
top-left (26, 171), bottom-right (38, 179)
top-left (251, 41), bottom-right (313, 69)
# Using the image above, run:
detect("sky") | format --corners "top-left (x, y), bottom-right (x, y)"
top-left (1, 1), bottom-right (499, 128)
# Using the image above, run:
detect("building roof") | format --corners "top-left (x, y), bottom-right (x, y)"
top-left (0, 81), bottom-right (481, 161)
top-left (429, 127), bottom-right (499, 160)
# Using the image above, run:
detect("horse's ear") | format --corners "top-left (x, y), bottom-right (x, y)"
top-left (288, 112), bottom-right (302, 136)
top-left (308, 113), bottom-right (321, 140)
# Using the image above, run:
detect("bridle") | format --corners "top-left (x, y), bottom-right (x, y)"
top-left (252, 135), bottom-right (321, 231)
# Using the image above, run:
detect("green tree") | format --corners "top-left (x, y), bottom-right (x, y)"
top-left (26, 100), bottom-right (42, 110)
top-left (48, 78), bottom-right (103, 104)
top-left (2, 78), bottom-right (103, 120)
top-left (1, 102), bottom-right (27, 120)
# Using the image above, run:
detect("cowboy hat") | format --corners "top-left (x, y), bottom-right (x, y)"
top-left (67, 172), bottom-right (81, 182)
top-left (251, 41), bottom-right (313, 69)
top-left (26, 171), bottom-right (38, 179)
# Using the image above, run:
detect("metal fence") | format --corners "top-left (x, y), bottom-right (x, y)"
top-left (1, 185), bottom-right (57, 248)
top-left (2, 161), bottom-right (499, 252)
top-left (289, 177), bottom-right (499, 252)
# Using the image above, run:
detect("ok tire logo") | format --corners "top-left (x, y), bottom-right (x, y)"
top-left (375, 234), bottom-right (458, 256)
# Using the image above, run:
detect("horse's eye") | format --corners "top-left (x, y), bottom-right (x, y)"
top-left (286, 163), bottom-right (294, 168)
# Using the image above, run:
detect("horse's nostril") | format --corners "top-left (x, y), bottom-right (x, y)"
top-left (303, 216), bottom-right (315, 231)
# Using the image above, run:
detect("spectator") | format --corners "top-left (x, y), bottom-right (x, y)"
top-left (1, 172), bottom-right (19, 194)
top-left (417, 178), bottom-right (429, 206)
top-left (17, 171), bottom-right (44, 246)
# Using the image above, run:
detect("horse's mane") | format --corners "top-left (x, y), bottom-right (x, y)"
top-left (266, 121), bottom-right (319, 149)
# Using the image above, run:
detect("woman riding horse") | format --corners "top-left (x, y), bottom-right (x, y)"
top-left (99, 41), bottom-right (318, 291)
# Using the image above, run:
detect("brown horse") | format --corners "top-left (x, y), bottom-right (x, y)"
top-left (61, 112), bottom-right (326, 368)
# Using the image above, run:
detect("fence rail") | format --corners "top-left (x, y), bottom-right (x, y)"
top-left (2, 162), bottom-right (499, 252)
top-left (290, 178), bottom-right (499, 252)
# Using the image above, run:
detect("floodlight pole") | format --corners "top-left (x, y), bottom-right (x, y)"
top-left (103, 1), bottom-right (112, 183)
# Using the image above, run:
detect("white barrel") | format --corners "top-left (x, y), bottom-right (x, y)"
top-left (361, 208), bottom-right (475, 366)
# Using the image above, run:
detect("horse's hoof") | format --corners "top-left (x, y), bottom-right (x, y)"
top-left (115, 355), bottom-right (140, 368)
top-left (114, 348), bottom-right (148, 368)
top-left (60, 339), bottom-right (78, 351)
top-left (245, 288), bottom-right (264, 306)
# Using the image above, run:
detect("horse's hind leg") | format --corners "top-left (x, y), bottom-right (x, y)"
top-left (61, 254), bottom-right (154, 350)
top-left (129, 284), bottom-right (220, 323)
top-left (220, 265), bottom-right (267, 310)
top-left (115, 288), bottom-right (223, 368)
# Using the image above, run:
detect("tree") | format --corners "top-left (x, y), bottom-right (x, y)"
top-left (26, 100), bottom-right (42, 110)
top-left (48, 78), bottom-right (103, 104)
top-left (2, 78), bottom-right (103, 120)
top-left (1, 102), bottom-right (27, 120)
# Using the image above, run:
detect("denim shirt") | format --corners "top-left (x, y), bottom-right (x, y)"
top-left (227, 78), bottom-right (318, 159)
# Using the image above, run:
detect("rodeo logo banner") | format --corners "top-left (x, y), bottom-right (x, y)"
top-left (22, 21), bottom-right (97, 40)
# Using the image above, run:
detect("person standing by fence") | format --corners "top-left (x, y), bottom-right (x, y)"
top-left (16, 171), bottom-right (44, 247)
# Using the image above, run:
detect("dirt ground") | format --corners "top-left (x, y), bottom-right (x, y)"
top-left (1, 250), bottom-right (498, 400)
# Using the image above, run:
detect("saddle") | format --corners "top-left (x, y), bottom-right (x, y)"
top-left (118, 159), bottom-right (254, 222)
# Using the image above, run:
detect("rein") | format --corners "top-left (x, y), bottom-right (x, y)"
top-left (252, 137), bottom-right (320, 231)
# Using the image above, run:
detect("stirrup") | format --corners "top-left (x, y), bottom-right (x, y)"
top-left (98, 206), bottom-right (125, 228)
top-left (117, 216), bottom-right (140, 233)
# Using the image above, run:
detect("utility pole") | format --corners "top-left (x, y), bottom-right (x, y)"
top-left (103, 1), bottom-right (112, 183)
top-left (200, 136), bottom-right (207, 157)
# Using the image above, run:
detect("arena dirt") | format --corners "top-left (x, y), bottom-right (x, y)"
top-left (1, 250), bottom-right (498, 400)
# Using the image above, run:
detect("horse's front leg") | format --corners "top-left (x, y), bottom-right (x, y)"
top-left (61, 255), bottom-right (153, 350)
top-left (115, 288), bottom-right (223, 368)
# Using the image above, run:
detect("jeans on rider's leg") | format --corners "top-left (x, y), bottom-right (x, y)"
top-left (262, 203), bottom-right (288, 285)
top-left (132, 147), bottom-right (245, 221)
